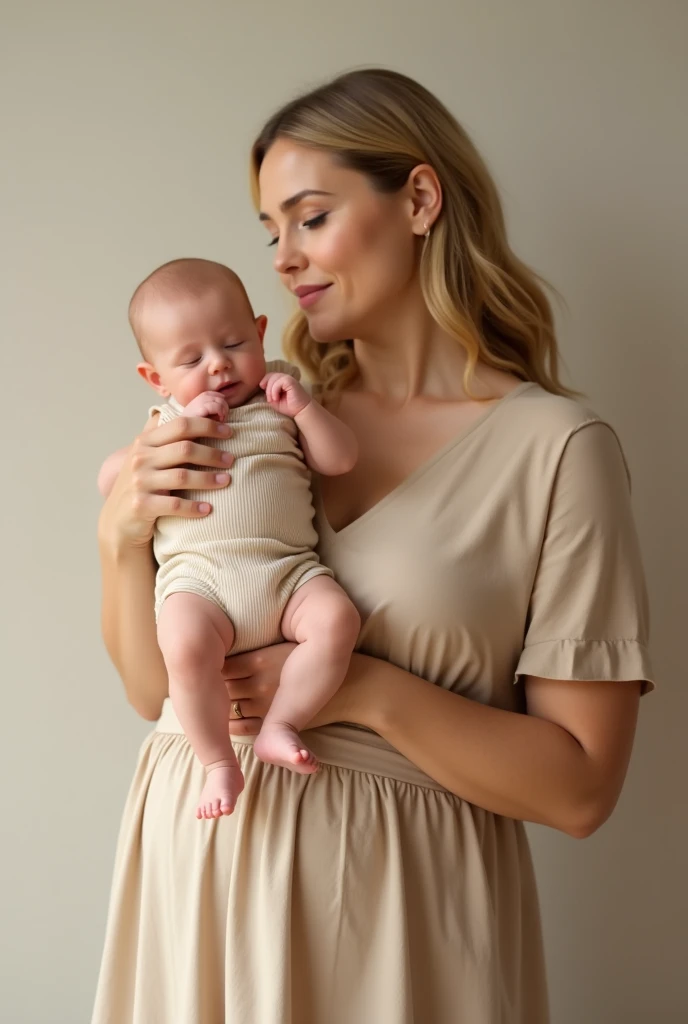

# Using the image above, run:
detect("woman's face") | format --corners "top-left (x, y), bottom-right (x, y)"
top-left (258, 140), bottom-right (420, 343)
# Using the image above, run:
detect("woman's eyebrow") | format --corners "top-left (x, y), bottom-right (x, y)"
top-left (259, 189), bottom-right (334, 221)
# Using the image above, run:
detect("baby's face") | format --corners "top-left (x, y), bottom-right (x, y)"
top-left (138, 284), bottom-right (267, 408)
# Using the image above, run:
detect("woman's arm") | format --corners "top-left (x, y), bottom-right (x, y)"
top-left (99, 532), bottom-right (167, 720)
top-left (98, 414), bottom-right (234, 719)
top-left (357, 659), bottom-right (640, 838)
top-left (223, 648), bottom-right (640, 838)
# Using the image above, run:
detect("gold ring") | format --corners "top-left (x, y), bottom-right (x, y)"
top-left (232, 700), bottom-right (244, 720)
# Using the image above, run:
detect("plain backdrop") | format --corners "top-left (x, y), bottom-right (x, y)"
top-left (2, 2), bottom-right (686, 1022)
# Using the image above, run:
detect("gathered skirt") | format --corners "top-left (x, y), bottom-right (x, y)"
top-left (92, 700), bottom-right (548, 1023)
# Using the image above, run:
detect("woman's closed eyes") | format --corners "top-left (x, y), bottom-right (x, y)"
top-left (267, 211), bottom-right (329, 246)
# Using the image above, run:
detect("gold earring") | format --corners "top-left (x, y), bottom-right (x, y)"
top-left (424, 222), bottom-right (431, 239)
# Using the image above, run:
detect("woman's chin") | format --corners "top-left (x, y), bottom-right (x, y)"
top-left (306, 315), bottom-right (353, 346)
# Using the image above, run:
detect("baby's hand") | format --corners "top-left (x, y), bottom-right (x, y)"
top-left (260, 373), bottom-right (311, 418)
top-left (181, 391), bottom-right (229, 422)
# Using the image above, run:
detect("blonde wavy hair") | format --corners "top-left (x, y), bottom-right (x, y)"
top-left (251, 68), bottom-right (573, 398)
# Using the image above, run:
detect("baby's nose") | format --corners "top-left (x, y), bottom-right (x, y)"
top-left (210, 353), bottom-right (230, 372)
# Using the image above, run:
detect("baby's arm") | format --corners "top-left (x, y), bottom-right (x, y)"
top-left (295, 401), bottom-right (358, 476)
top-left (98, 446), bottom-right (131, 498)
top-left (261, 372), bottom-right (357, 476)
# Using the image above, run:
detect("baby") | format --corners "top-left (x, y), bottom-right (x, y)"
top-left (100, 258), bottom-right (360, 819)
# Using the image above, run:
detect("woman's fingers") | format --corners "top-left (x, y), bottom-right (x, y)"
top-left (227, 716), bottom-right (262, 737)
top-left (225, 695), bottom-right (260, 717)
top-left (224, 680), bottom-right (258, 703)
top-left (144, 438), bottom-right (234, 472)
top-left (144, 467), bottom-right (232, 493)
top-left (99, 417), bottom-right (235, 544)
top-left (221, 652), bottom-right (258, 680)
top-left (145, 415), bottom-right (232, 448)
top-left (137, 417), bottom-right (234, 471)
top-left (132, 492), bottom-right (216, 520)
top-left (226, 695), bottom-right (266, 735)
top-left (129, 416), bottom-right (235, 501)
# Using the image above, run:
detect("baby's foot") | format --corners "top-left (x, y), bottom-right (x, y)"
top-left (254, 723), bottom-right (319, 775)
top-left (197, 763), bottom-right (245, 820)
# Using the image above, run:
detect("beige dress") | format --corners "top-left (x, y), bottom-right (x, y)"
top-left (92, 383), bottom-right (653, 1024)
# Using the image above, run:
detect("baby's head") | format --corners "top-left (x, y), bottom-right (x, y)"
top-left (131, 258), bottom-right (268, 408)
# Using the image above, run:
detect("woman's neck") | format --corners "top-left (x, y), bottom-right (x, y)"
top-left (351, 293), bottom-right (501, 405)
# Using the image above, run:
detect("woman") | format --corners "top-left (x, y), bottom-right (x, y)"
top-left (93, 69), bottom-right (653, 1024)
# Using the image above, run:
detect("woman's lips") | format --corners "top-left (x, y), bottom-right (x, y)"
top-left (295, 284), bottom-right (331, 309)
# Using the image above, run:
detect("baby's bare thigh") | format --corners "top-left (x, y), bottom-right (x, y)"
top-left (281, 576), bottom-right (355, 643)
top-left (158, 591), bottom-right (235, 653)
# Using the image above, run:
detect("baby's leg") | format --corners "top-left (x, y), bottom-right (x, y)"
top-left (253, 576), bottom-right (360, 773)
top-left (157, 592), bottom-right (244, 819)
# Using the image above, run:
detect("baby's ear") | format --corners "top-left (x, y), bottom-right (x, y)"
top-left (255, 315), bottom-right (268, 346)
top-left (137, 362), bottom-right (170, 397)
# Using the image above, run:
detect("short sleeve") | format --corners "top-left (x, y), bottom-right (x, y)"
top-left (515, 421), bottom-right (654, 692)
top-left (148, 401), bottom-right (178, 424)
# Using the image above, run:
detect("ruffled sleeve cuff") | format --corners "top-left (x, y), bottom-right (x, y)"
top-left (515, 638), bottom-right (655, 694)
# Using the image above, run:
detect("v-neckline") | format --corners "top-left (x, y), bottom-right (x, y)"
top-left (318, 381), bottom-right (537, 539)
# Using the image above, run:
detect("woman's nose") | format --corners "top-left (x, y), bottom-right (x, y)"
top-left (273, 233), bottom-right (307, 275)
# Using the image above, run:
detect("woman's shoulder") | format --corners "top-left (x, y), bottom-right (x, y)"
top-left (503, 383), bottom-right (621, 452)
top-left (510, 382), bottom-right (605, 434)
top-left (492, 383), bottom-right (629, 483)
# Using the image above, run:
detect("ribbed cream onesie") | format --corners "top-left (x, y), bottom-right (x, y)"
top-left (152, 360), bottom-right (332, 653)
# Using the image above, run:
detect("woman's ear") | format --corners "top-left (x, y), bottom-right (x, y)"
top-left (137, 362), bottom-right (170, 397)
top-left (406, 164), bottom-right (443, 237)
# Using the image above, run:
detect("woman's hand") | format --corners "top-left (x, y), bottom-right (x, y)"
top-left (223, 646), bottom-right (383, 736)
top-left (223, 644), bottom-right (295, 736)
top-left (98, 415), bottom-right (235, 551)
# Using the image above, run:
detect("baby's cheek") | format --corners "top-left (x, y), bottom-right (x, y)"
top-left (185, 369), bottom-right (210, 404)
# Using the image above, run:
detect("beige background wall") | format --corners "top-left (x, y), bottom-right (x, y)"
top-left (2, 1), bottom-right (686, 1021)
